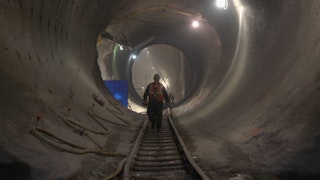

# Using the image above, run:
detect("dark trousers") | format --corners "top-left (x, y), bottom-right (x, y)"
top-left (147, 102), bottom-right (163, 129)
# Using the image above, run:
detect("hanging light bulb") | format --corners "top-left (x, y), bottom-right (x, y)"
top-left (192, 20), bottom-right (199, 28)
top-left (119, 44), bottom-right (124, 50)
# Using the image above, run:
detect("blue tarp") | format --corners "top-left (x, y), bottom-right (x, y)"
top-left (104, 80), bottom-right (128, 108)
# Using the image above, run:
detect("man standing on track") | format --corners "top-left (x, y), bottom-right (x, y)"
top-left (143, 74), bottom-right (171, 131)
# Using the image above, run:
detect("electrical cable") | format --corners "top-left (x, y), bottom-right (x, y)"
top-left (88, 112), bottom-right (130, 127)
top-left (59, 116), bottom-right (108, 148)
top-left (59, 116), bottom-right (109, 135)
top-left (105, 107), bottom-right (131, 126)
top-left (35, 126), bottom-right (86, 149)
top-left (30, 129), bottom-right (125, 157)
top-left (108, 100), bottom-right (124, 115)
top-left (29, 108), bottom-right (136, 178)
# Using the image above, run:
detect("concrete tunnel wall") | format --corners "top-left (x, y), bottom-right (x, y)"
top-left (0, 0), bottom-right (144, 179)
top-left (1, 0), bottom-right (320, 179)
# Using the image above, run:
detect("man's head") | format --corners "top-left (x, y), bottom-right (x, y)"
top-left (153, 74), bottom-right (160, 82)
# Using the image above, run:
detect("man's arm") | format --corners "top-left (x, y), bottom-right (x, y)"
top-left (162, 86), bottom-right (171, 103)
top-left (143, 84), bottom-right (150, 102)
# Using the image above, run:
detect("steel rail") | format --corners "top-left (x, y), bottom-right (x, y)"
top-left (122, 108), bottom-right (209, 179)
top-left (167, 109), bottom-right (210, 180)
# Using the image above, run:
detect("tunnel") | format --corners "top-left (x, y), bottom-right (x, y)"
top-left (1, 0), bottom-right (320, 179)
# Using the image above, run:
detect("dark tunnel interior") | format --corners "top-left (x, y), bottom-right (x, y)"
top-left (1, 0), bottom-right (320, 179)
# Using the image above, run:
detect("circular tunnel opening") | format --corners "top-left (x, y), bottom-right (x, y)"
top-left (130, 44), bottom-right (191, 109)
top-left (95, 0), bottom-right (225, 114)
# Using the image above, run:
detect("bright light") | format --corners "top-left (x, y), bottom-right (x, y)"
top-left (192, 20), bottom-right (199, 28)
top-left (119, 45), bottom-right (124, 50)
top-left (216, 0), bottom-right (228, 10)
top-left (132, 54), bottom-right (137, 59)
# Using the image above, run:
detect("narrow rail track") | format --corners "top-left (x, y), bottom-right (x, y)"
top-left (122, 109), bottom-right (209, 180)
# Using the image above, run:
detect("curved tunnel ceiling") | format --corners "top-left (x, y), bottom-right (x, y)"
top-left (99, 1), bottom-right (224, 111)
top-left (131, 44), bottom-right (192, 104)
top-left (1, 0), bottom-right (320, 179)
